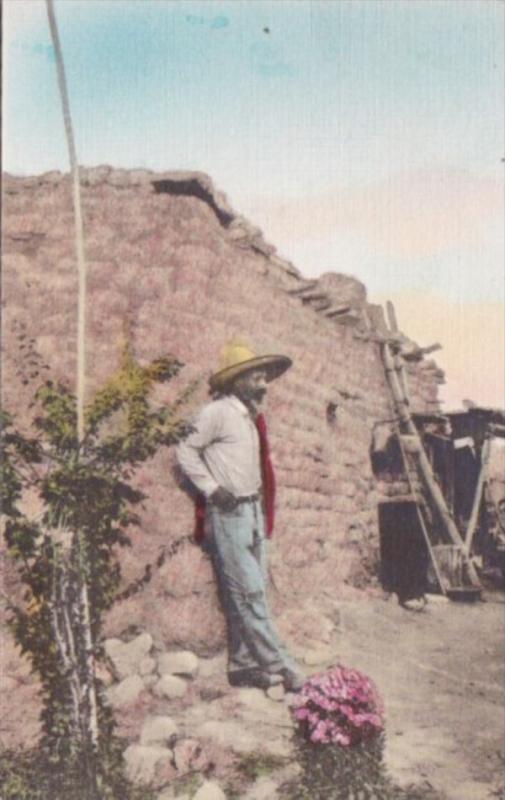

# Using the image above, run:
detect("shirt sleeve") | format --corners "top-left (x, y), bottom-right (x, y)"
top-left (176, 402), bottom-right (222, 498)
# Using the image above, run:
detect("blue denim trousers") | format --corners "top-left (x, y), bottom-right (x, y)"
top-left (208, 499), bottom-right (298, 674)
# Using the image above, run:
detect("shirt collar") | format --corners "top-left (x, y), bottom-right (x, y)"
top-left (225, 393), bottom-right (254, 419)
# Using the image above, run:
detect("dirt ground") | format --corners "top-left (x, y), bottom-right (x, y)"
top-left (1, 585), bottom-right (504, 799)
top-left (332, 586), bottom-right (505, 800)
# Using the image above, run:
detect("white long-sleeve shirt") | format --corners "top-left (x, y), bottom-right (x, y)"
top-left (176, 394), bottom-right (262, 499)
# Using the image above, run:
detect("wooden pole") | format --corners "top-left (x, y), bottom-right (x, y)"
top-left (386, 300), bottom-right (399, 333)
top-left (465, 436), bottom-right (491, 551)
top-left (46, 4), bottom-right (99, 796)
top-left (46, 0), bottom-right (86, 442)
top-left (386, 301), bottom-right (410, 400)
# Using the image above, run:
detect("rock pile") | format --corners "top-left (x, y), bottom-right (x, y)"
top-left (101, 630), bottom-right (330, 798)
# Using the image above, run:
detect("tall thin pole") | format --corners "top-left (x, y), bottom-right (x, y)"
top-left (465, 436), bottom-right (491, 551)
top-left (46, 0), bottom-right (86, 442)
top-left (46, 5), bottom-right (99, 796)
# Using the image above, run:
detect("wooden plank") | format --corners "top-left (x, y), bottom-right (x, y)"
top-left (394, 352), bottom-right (410, 406)
top-left (378, 494), bottom-right (419, 504)
top-left (366, 304), bottom-right (390, 337)
top-left (465, 437), bottom-right (491, 551)
top-left (301, 291), bottom-right (331, 303)
top-left (488, 423), bottom-right (505, 438)
top-left (386, 300), bottom-right (399, 333)
top-left (286, 280), bottom-right (318, 295)
top-left (431, 545), bottom-right (463, 593)
top-left (325, 304), bottom-right (351, 318)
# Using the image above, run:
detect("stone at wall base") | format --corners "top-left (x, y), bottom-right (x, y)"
top-left (193, 780), bottom-right (227, 800)
top-left (140, 715), bottom-right (178, 745)
top-left (123, 744), bottom-right (174, 786)
top-left (106, 674), bottom-right (144, 707)
top-left (104, 633), bottom-right (153, 679)
top-left (154, 674), bottom-right (188, 699)
top-left (158, 650), bottom-right (199, 677)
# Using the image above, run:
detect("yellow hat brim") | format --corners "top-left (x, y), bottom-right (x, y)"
top-left (209, 354), bottom-right (292, 392)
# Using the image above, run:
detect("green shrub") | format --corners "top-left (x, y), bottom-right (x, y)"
top-left (1, 340), bottom-right (195, 799)
top-left (0, 746), bottom-right (158, 800)
top-left (237, 751), bottom-right (290, 782)
top-left (280, 734), bottom-right (448, 800)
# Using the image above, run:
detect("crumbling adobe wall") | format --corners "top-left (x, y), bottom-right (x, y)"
top-left (2, 168), bottom-right (443, 655)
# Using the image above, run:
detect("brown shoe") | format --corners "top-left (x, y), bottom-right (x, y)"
top-left (228, 668), bottom-right (283, 690)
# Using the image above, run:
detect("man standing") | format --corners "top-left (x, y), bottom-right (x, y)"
top-left (177, 341), bottom-right (305, 691)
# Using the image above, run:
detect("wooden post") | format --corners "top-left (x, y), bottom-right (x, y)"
top-left (386, 300), bottom-right (399, 333)
top-left (465, 436), bottom-right (491, 551)
top-left (46, 0), bottom-right (87, 441)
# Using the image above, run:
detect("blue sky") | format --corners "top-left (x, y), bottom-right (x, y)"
top-left (5, 1), bottom-right (503, 189)
top-left (3, 0), bottom-right (504, 405)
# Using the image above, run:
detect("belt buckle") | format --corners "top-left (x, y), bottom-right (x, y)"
top-left (237, 493), bottom-right (258, 505)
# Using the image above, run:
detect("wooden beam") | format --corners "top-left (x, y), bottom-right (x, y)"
top-left (325, 305), bottom-right (351, 318)
top-left (465, 437), bottom-right (492, 551)
top-left (386, 300), bottom-right (399, 333)
top-left (286, 280), bottom-right (318, 296)
top-left (301, 291), bottom-right (331, 303)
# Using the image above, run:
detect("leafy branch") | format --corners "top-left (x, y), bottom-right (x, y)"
top-left (1, 343), bottom-right (195, 799)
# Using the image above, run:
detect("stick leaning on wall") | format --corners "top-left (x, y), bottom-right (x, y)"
top-left (46, 2), bottom-right (100, 795)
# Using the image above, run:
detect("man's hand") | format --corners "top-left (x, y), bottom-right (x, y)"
top-left (210, 487), bottom-right (238, 512)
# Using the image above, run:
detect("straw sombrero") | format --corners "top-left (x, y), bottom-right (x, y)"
top-left (209, 341), bottom-right (292, 392)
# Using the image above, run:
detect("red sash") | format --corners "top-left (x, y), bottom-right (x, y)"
top-left (194, 412), bottom-right (276, 541)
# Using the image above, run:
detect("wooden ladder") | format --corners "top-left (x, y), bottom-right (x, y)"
top-left (381, 302), bottom-right (481, 599)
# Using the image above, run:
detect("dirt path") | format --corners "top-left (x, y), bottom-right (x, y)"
top-left (333, 590), bottom-right (505, 799)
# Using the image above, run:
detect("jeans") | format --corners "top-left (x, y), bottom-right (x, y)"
top-left (208, 499), bottom-right (298, 674)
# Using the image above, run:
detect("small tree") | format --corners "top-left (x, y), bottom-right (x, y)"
top-left (1, 339), bottom-right (195, 799)
top-left (0, 8), bottom-right (196, 797)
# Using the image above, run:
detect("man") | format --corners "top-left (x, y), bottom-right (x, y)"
top-left (177, 341), bottom-right (305, 691)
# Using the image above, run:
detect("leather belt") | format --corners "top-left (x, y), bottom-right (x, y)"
top-left (235, 493), bottom-right (260, 505)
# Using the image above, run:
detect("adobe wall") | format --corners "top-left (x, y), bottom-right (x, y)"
top-left (2, 168), bottom-right (443, 653)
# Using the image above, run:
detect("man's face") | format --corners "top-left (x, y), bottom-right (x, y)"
top-left (233, 369), bottom-right (268, 407)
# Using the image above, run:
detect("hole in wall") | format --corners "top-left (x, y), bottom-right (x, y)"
top-left (326, 402), bottom-right (338, 426)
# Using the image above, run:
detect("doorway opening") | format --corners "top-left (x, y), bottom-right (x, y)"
top-left (378, 501), bottom-right (429, 603)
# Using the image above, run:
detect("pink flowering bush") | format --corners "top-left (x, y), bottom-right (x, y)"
top-left (291, 665), bottom-right (385, 747)
top-left (283, 665), bottom-right (385, 797)
top-left (282, 667), bottom-right (433, 799)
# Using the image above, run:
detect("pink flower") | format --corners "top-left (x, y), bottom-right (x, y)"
top-left (291, 664), bottom-right (384, 748)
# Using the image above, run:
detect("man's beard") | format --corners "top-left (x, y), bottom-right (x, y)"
top-left (251, 388), bottom-right (266, 405)
top-left (236, 387), bottom-right (266, 408)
